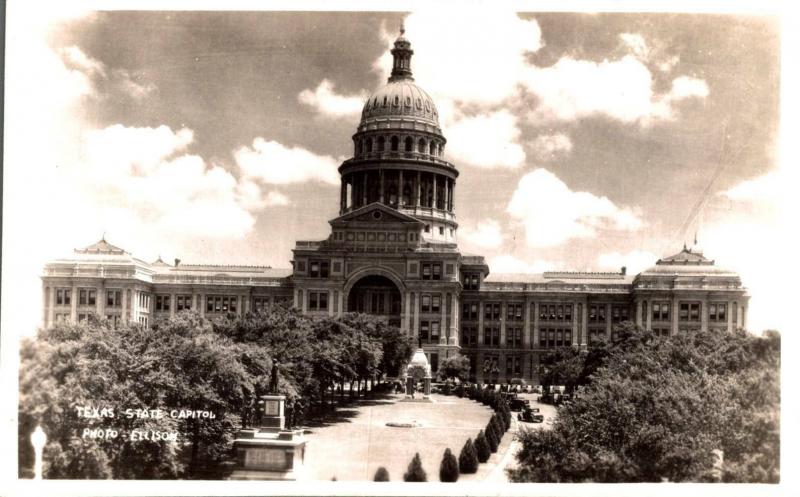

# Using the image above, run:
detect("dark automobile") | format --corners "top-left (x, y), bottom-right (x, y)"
top-left (509, 398), bottom-right (530, 411)
top-left (517, 406), bottom-right (544, 423)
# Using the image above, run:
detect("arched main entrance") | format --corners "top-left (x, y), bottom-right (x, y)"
top-left (346, 274), bottom-right (402, 328)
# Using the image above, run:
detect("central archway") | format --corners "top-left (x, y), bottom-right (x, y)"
top-left (346, 274), bottom-right (402, 328)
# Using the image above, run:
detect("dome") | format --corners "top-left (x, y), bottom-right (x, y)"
top-left (360, 81), bottom-right (439, 127)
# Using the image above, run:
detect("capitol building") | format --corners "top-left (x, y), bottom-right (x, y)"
top-left (40, 29), bottom-right (749, 384)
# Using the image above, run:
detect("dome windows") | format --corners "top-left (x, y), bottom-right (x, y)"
top-left (416, 98), bottom-right (422, 109)
top-left (394, 96), bottom-right (400, 106)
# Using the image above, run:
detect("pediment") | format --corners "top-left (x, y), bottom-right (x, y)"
top-left (330, 203), bottom-right (424, 226)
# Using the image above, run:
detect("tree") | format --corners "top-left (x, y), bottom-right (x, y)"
top-left (458, 438), bottom-right (479, 474)
top-left (439, 448), bottom-right (459, 482)
top-left (404, 452), bottom-right (427, 482)
top-left (439, 354), bottom-right (470, 382)
top-left (475, 430), bottom-right (491, 462)
top-left (509, 328), bottom-right (780, 483)
top-left (374, 466), bottom-right (390, 481)
top-left (485, 422), bottom-right (499, 453)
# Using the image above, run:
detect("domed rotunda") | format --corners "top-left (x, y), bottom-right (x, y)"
top-left (338, 26), bottom-right (458, 244)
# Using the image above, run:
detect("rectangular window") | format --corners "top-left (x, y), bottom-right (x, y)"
top-left (421, 321), bottom-right (430, 341)
top-left (206, 295), bottom-right (238, 313)
top-left (308, 291), bottom-right (328, 311)
top-left (508, 327), bottom-right (523, 348)
top-left (56, 289), bottom-right (71, 305)
top-left (483, 327), bottom-right (499, 346)
top-left (589, 305), bottom-right (607, 323)
top-left (680, 302), bottom-right (701, 322)
top-left (507, 303), bottom-right (523, 321)
top-left (462, 303), bottom-right (478, 320)
top-left (309, 260), bottom-right (330, 278)
top-left (652, 302), bottom-right (670, 321)
top-left (421, 294), bottom-right (431, 312)
top-left (431, 295), bottom-right (441, 312)
top-left (431, 321), bottom-right (440, 341)
top-left (462, 273), bottom-right (480, 291)
top-left (106, 290), bottom-right (122, 308)
top-left (565, 304), bottom-right (573, 322)
top-left (709, 303), bottom-right (727, 321)
top-left (155, 295), bottom-right (170, 312)
top-left (176, 295), bottom-right (192, 311)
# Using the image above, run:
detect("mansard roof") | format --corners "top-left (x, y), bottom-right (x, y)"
top-left (656, 245), bottom-right (714, 265)
top-left (75, 237), bottom-right (129, 255)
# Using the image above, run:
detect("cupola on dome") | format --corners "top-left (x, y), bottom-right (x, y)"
top-left (358, 25), bottom-right (441, 131)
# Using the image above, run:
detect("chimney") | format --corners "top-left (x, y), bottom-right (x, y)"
top-left (621, 266), bottom-right (627, 275)
top-left (174, 258), bottom-right (181, 267)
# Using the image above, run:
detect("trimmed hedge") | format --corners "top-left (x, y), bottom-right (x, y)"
top-left (439, 448), bottom-right (459, 482)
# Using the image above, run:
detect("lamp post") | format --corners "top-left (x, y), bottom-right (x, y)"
top-left (30, 425), bottom-right (47, 480)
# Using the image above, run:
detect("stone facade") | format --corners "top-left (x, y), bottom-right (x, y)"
top-left (40, 28), bottom-right (749, 385)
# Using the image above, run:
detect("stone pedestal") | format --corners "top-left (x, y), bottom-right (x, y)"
top-left (405, 348), bottom-right (433, 400)
top-left (229, 395), bottom-right (307, 480)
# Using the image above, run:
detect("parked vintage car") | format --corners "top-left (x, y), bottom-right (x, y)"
top-left (509, 397), bottom-right (530, 411)
top-left (517, 406), bottom-right (544, 423)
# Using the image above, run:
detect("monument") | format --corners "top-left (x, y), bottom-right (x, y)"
top-left (405, 348), bottom-right (432, 401)
top-left (229, 367), bottom-right (307, 480)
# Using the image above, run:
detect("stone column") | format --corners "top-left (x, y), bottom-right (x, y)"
top-left (328, 290), bottom-right (334, 316)
top-left (580, 299), bottom-right (589, 346)
top-left (402, 292), bottom-right (411, 333)
top-left (449, 293), bottom-right (459, 345)
top-left (340, 179), bottom-right (347, 212)
top-left (170, 293), bottom-right (176, 317)
top-left (48, 286), bottom-right (56, 327)
top-left (432, 174), bottom-right (437, 209)
top-left (605, 303), bottom-right (612, 337)
top-left (645, 301), bottom-right (652, 331)
top-left (70, 284), bottom-right (78, 321)
top-left (121, 289), bottom-right (128, 324)
top-left (571, 303), bottom-right (578, 344)
top-left (415, 171), bottom-right (421, 207)
top-left (523, 298), bottom-right (531, 347)
top-left (478, 301), bottom-right (485, 345)
top-left (499, 302), bottom-right (507, 347)
top-left (398, 170), bottom-right (404, 206)
top-left (726, 300), bottom-right (734, 332)
top-left (301, 290), bottom-right (307, 313)
top-left (440, 293), bottom-right (447, 345)
top-left (379, 169), bottom-right (385, 204)
top-left (97, 282), bottom-right (105, 317)
top-left (362, 172), bottom-right (368, 206)
top-left (672, 295), bottom-right (680, 335)
top-left (413, 292), bottom-right (420, 336)
top-left (701, 300), bottom-right (708, 332)
top-left (532, 302), bottom-right (540, 347)
top-left (636, 299), bottom-right (643, 327)
top-left (338, 290), bottom-right (345, 316)
top-left (199, 294), bottom-right (205, 317)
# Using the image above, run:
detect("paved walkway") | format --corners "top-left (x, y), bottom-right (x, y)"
top-left (301, 392), bottom-right (557, 482)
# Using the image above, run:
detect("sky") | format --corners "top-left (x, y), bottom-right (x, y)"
top-left (1, 5), bottom-right (789, 338)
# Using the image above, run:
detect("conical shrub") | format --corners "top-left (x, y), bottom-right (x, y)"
top-left (485, 421), bottom-right (499, 452)
top-left (458, 438), bottom-right (479, 473)
top-left (439, 448), bottom-right (459, 482)
top-left (475, 430), bottom-right (491, 462)
top-left (403, 452), bottom-right (427, 482)
top-left (374, 466), bottom-right (389, 481)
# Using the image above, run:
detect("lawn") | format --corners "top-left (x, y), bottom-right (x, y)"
top-left (303, 392), bottom-right (495, 481)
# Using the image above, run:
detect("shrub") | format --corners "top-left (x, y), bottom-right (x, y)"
top-left (374, 466), bottom-right (390, 481)
top-left (459, 438), bottom-right (479, 473)
top-left (486, 422), bottom-right (499, 452)
top-left (439, 448), bottom-right (460, 482)
top-left (403, 452), bottom-right (427, 482)
top-left (475, 430), bottom-right (491, 462)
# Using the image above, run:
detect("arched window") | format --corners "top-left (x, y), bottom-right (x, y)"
top-left (404, 136), bottom-right (413, 152)
top-left (418, 138), bottom-right (426, 153)
top-left (377, 136), bottom-right (385, 152)
top-left (366, 138), bottom-right (373, 153)
top-left (429, 141), bottom-right (436, 156)
top-left (391, 136), bottom-right (399, 152)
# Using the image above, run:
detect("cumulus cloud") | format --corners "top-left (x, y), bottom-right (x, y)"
top-left (489, 254), bottom-right (557, 274)
top-left (722, 170), bottom-right (783, 201)
top-left (530, 132), bottom-right (573, 161)
top-left (74, 124), bottom-right (256, 239)
top-left (460, 219), bottom-right (504, 249)
top-left (298, 79), bottom-right (365, 118)
top-left (507, 168), bottom-right (643, 248)
top-left (523, 55), bottom-right (709, 125)
top-left (619, 33), bottom-right (649, 60)
top-left (264, 190), bottom-right (291, 206)
top-left (444, 110), bottom-right (526, 169)
top-left (60, 45), bottom-right (155, 100)
top-left (597, 249), bottom-right (658, 274)
top-left (235, 138), bottom-right (341, 185)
